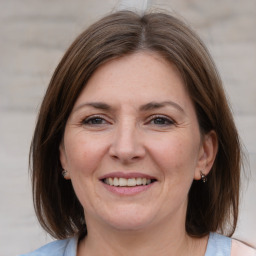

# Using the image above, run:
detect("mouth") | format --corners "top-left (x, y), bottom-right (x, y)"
top-left (99, 173), bottom-right (157, 195)
top-left (102, 177), bottom-right (157, 187)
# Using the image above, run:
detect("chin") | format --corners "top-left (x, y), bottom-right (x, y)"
top-left (108, 219), bottom-right (152, 231)
top-left (101, 208), bottom-right (156, 231)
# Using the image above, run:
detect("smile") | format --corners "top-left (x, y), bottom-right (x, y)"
top-left (103, 177), bottom-right (156, 187)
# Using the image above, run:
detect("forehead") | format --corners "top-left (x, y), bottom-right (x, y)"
top-left (74, 52), bottom-right (191, 107)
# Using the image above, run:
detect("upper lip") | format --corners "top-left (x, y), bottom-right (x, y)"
top-left (99, 172), bottom-right (157, 180)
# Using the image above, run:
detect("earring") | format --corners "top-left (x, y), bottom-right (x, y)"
top-left (62, 170), bottom-right (68, 178)
top-left (200, 171), bottom-right (207, 183)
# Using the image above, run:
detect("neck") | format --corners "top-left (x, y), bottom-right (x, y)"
top-left (77, 212), bottom-right (208, 256)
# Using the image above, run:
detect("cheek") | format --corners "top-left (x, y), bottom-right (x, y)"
top-left (64, 133), bottom-right (108, 176)
top-left (148, 134), bottom-right (199, 177)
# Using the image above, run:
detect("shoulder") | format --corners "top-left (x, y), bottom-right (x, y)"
top-left (231, 239), bottom-right (256, 256)
top-left (18, 236), bottom-right (78, 256)
top-left (205, 232), bottom-right (256, 256)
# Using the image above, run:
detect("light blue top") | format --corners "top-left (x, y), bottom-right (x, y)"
top-left (205, 233), bottom-right (231, 256)
top-left (19, 232), bottom-right (231, 256)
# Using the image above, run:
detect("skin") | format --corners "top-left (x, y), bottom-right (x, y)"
top-left (60, 52), bottom-right (218, 256)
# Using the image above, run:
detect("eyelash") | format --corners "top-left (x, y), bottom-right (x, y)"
top-left (82, 114), bottom-right (175, 127)
top-left (147, 115), bottom-right (175, 126)
top-left (82, 115), bottom-right (108, 125)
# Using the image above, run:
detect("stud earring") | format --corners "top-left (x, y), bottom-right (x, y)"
top-left (62, 170), bottom-right (68, 178)
top-left (200, 171), bottom-right (207, 183)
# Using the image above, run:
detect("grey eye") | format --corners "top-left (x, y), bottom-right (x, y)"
top-left (151, 117), bottom-right (173, 125)
top-left (83, 117), bottom-right (106, 125)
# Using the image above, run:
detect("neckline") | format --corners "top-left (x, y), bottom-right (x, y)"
top-left (70, 232), bottom-right (231, 256)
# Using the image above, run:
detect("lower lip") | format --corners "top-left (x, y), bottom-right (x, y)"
top-left (102, 182), bottom-right (155, 196)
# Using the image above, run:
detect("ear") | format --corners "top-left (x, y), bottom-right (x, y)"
top-left (194, 130), bottom-right (218, 180)
top-left (59, 142), bottom-right (71, 180)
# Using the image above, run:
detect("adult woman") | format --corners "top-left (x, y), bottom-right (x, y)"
top-left (20, 10), bottom-right (255, 256)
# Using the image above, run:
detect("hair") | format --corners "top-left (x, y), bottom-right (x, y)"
top-left (30, 10), bottom-right (241, 239)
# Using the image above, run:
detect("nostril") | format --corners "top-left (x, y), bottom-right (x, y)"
top-left (109, 146), bottom-right (146, 162)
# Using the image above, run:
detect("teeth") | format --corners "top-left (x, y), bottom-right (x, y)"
top-left (113, 177), bottom-right (119, 186)
top-left (128, 178), bottom-right (136, 186)
top-left (103, 177), bottom-right (153, 187)
top-left (119, 178), bottom-right (127, 186)
top-left (136, 178), bottom-right (142, 185)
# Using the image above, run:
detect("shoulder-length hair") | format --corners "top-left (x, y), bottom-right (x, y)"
top-left (30, 10), bottom-right (241, 239)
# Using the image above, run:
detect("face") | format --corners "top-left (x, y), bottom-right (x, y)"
top-left (60, 52), bottom-right (212, 232)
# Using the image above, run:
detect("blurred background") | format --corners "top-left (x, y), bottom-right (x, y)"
top-left (0, 0), bottom-right (255, 255)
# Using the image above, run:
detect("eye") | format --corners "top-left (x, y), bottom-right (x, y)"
top-left (82, 116), bottom-right (108, 125)
top-left (149, 115), bottom-right (174, 126)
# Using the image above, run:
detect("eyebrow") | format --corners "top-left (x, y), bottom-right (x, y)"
top-left (139, 101), bottom-right (185, 113)
top-left (73, 101), bottom-right (184, 113)
top-left (73, 102), bottom-right (111, 112)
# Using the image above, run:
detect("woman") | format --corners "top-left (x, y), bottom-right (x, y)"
top-left (20, 11), bottom-right (256, 256)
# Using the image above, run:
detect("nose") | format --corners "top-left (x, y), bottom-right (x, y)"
top-left (109, 121), bottom-right (146, 163)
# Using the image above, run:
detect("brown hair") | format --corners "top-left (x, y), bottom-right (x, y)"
top-left (30, 10), bottom-right (241, 239)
